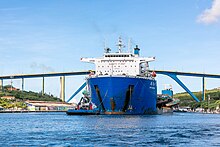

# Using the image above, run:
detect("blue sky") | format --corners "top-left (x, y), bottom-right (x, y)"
top-left (0, 0), bottom-right (220, 101)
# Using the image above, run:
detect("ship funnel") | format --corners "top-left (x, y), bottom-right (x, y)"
top-left (134, 45), bottom-right (140, 56)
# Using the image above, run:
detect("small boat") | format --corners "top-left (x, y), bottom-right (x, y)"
top-left (66, 90), bottom-right (100, 115)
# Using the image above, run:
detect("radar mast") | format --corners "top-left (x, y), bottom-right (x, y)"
top-left (116, 37), bottom-right (125, 53)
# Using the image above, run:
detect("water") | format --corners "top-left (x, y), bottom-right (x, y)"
top-left (0, 112), bottom-right (220, 146)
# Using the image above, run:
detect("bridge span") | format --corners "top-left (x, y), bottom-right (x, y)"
top-left (149, 70), bottom-right (220, 102)
top-left (0, 71), bottom-right (91, 79)
top-left (150, 70), bottom-right (220, 78)
top-left (0, 71), bottom-right (92, 102)
top-left (1, 70), bottom-right (220, 103)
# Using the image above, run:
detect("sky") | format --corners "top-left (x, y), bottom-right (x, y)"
top-left (0, 0), bottom-right (220, 102)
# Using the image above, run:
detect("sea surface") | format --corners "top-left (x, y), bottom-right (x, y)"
top-left (0, 112), bottom-right (220, 146)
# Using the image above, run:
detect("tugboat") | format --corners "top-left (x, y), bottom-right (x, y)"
top-left (66, 90), bottom-right (100, 115)
top-left (67, 38), bottom-right (157, 115)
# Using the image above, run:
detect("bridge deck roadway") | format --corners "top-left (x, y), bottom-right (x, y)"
top-left (1, 70), bottom-right (220, 79)
top-left (149, 70), bottom-right (220, 78)
top-left (0, 71), bottom-right (92, 80)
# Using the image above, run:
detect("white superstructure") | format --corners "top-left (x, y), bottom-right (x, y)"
top-left (81, 38), bottom-right (155, 77)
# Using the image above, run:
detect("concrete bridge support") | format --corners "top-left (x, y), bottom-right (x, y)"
top-left (21, 78), bottom-right (24, 91)
top-left (42, 77), bottom-right (45, 95)
top-left (60, 76), bottom-right (65, 102)
top-left (0, 79), bottom-right (3, 92)
top-left (202, 77), bottom-right (205, 101)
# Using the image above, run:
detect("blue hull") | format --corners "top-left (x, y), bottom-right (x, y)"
top-left (88, 76), bottom-right (157, 114)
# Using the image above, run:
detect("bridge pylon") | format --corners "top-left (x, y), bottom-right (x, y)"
top-left (60, 76), bottom-right (65, 102)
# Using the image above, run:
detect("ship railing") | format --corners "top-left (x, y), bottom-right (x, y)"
top-left (88, 74), bottom-right (154, 80)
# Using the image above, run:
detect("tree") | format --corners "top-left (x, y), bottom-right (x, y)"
top-left (209, 103), bottom-right (217, 112)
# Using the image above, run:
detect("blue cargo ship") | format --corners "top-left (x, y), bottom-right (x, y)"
top-left (81, 38), bottom-right (157, 114)
top-left (79, 38), bottom-right (157, 115)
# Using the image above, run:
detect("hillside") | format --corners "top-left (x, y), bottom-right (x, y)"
top-left (0, 85), bottom-right (61, 109)
top-left (174, 88), bottom-right (220, 110)
top-left (0, 85), bottom-right (61, 102)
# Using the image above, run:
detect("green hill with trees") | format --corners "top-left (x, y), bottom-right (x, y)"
top-left (0, 85), bottom-right (61, 110)
top-left (174, 88), bottom-right (220, 111)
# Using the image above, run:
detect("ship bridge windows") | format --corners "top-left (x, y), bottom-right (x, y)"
top-left (105, 55), bottom-right (130, 58)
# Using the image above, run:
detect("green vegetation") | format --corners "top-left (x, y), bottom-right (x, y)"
top-left (0, 99), bottom-right (27, 109)
top-left (0, 85), bottom-right (61, 110)
top-left (174, 88), bottom-right (220, 111)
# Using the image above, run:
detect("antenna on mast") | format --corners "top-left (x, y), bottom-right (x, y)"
top-left (128, 38), bottom-right (132, 53)
top-left (116, 37), bottom-right (125, 53)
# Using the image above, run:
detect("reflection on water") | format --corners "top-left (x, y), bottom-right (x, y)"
top-left (0, 112), bottom-right (220, 146)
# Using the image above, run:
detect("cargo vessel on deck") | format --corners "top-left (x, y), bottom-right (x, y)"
top-left (78, 38), bottom-right (157, 115)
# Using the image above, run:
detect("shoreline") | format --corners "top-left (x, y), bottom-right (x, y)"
top-left (0, 110), bottom-right (66, 113)
top-left (1, 110), bottom-right (220, 114)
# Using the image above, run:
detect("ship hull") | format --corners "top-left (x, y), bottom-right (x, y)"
top-left (88, 76), bottom-right (157, 114)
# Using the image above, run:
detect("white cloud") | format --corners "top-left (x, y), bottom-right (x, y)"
top-left (30, 62), bottom-right (55, 72)
top-left (197, 0), bottom-right (220, 24)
